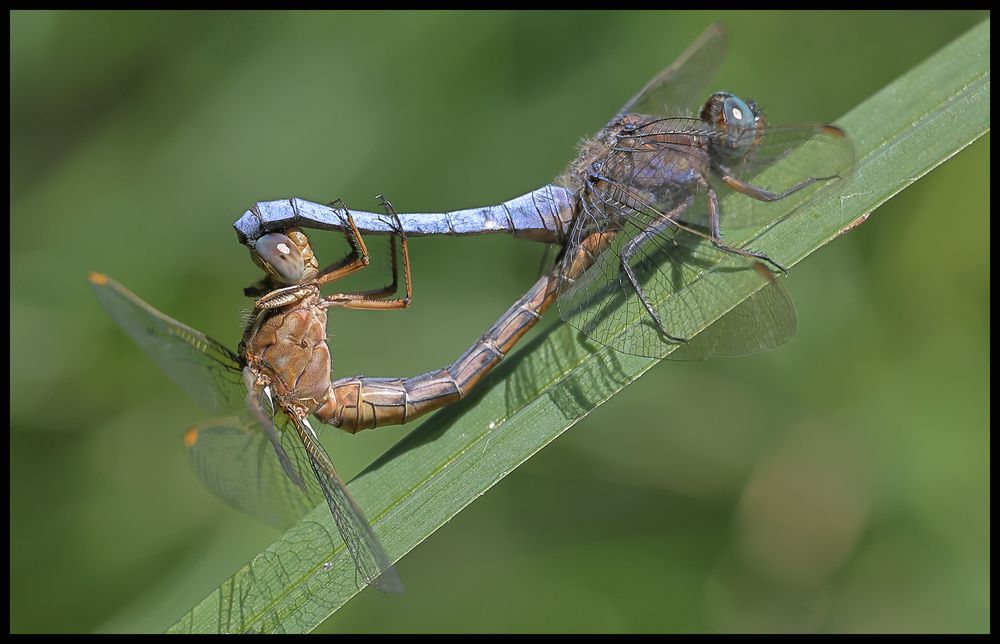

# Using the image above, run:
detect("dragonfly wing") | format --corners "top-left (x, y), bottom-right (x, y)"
top-left (90, 270), bottom-right (399, 568)
top-left (613, 23), bottom-right (728, 123)
top-left (702, 123), bottom-right (856, 230)
top-left (183, 415), bottom-right (322, 529)
top-left (668, 263), bottom-right (797, 360)
top-left (557, 181), bottom-right (797, 358)
top-left (610, 118), bottom-right (855, 231)
top-left (241, 367), bottom-right (311, 490)
top-left (288, 414), bottom-right (403, 594)
top-left (90, 273), bottom-right (322, 527)
top-left (88, 273), bottom-right (245, 414)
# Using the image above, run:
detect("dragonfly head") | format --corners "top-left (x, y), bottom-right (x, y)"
top-left (250, 228), bottom-right (319, 285)
top-left (701, 92), bottom-right (767, 162)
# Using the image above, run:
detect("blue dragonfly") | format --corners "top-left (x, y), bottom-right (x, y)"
top-left (234, 24), bottom-right (853, 359)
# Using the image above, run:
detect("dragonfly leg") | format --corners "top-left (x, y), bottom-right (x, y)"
top-left (705, 186), bottom-right (787, 273)
top-left (617, 197), bottom-right (694, 343)
top-left (348, 196), bottom-right (412, 300)
top-left (314, 200), bottom-right (373, 286)
top-left (320, 198), bottom-right (413, 311)
top-left (719, 170), bottom-right (840, 204)
top-left (619, 241), bottom-right (676, 341)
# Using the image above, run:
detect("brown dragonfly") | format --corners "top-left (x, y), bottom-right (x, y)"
top-left (89, 201), bottom-right (582, 593)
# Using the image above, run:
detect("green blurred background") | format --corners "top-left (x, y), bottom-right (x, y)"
top-left (10, 11), bottom-right (988, 633)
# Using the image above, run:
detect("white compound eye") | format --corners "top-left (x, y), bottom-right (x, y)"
top-left (254, 233), bottom-right (305, 284)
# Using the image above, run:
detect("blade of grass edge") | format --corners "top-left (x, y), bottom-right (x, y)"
top-left (168, 18), bottom-right (989, 633)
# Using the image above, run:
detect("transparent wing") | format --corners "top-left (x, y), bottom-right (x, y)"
top-left (184, 404), bottom-right (404, 598)
top-left (704, 123), bottom-right (854, 230)
top-left (242, 368), bottom-right (310, 490)
top-left (183, 352), bottom-right (402, 594)
top-left (90, 273), bottom-right (315, 521)
top-left (90, 272), bottom-right (400, 591)
top-left (184, 415), bottom-right (322, 529)
top-left (288, 414), bottom-right (403, 594)
top-left (186, 409), bottom-right (402, 593)
top-left (612, 22), bottom-right (728, 123)
top-left (668, 263), bottom-right (797, 360)
top-left (88, 272), bottom-right (245, 414)
top-left (612, 118), bottom-right (856, 230)
top-left (557, 196), bottom-right (796, 358)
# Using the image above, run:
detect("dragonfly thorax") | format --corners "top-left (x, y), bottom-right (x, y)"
top-left (242, 297), bottom-right (334, 418)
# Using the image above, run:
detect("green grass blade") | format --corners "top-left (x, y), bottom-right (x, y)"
top-left (168, 19), bottom-right (989, 633)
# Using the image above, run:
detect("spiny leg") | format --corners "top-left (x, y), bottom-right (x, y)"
top-left (321, 196), bottom-right (413, 311)
top-left (343, 220), bottom-right (401, 300)
top-left (314, 199), bottom-right (372, 286)
top-left (706, 165), bottom-right (840, 272)
top-left (618, 196), bottom-right (693, 343)
top-left (705, 186), bottom-right (787, 273)
top-left (718, 167), bottom-right (840, 203)
top-left (342, 195), bottom-right (412, 300)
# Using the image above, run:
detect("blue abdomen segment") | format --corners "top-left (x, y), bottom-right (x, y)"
top-left (234, 185), bottom-right (575, 246)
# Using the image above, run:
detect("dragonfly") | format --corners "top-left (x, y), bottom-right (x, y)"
top-left (233, 24), bottom-right (854, 359)
top-left (90, 202), bottom-right (572, 594)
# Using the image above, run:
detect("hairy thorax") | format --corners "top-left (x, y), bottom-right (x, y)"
top-left (559, 112), bottom-right (711, 204)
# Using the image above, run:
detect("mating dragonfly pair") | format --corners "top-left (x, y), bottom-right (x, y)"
top-left (91, 24), bottom-right (853, 594)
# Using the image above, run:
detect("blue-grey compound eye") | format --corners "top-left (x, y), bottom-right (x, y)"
top-left (721, 95), bottom-right (758, 156)
top-left (723, 95), bottom-right (755, 129)
top-left (254, 233), bottom-right (305, 284)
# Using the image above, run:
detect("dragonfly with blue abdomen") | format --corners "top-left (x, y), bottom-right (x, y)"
top-left (234, 23), bottom-right (854, 359)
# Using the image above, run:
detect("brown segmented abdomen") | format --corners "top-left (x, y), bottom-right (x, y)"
top-left (318, 229), bottom-right (614, 433)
